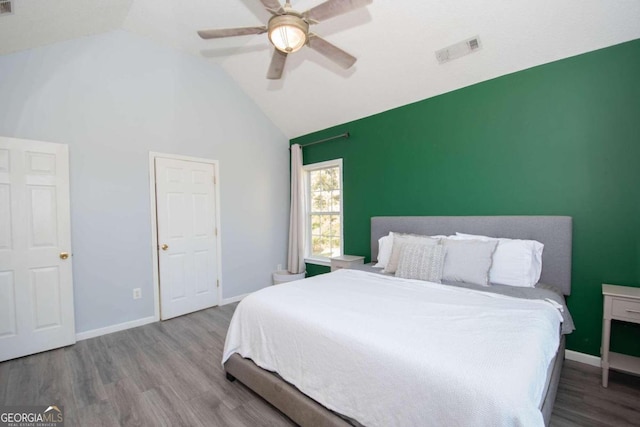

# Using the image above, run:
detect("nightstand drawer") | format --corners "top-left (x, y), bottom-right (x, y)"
top-left (331, 260), bottom-right (352, 270)
top-left (612, 298), bottom-right (640, 323)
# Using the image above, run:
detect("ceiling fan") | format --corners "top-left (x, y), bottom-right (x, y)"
top-left (197, 0), bottom-right (372, 80)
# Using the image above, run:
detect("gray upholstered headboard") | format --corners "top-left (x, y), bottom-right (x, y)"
top-left (371, 216), bottom-right (572, 295)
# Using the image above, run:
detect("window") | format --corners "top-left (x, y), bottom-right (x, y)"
top-left (303, 159), bottom-right (343, 264)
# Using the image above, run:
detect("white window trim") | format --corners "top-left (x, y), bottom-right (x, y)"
top-left (303, 158), bottom-right (343, 266)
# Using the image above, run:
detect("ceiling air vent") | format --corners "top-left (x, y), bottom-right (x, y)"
top-left (436, 36), bottom-right (482, 64)
top-left (0, 1), bottom-right (13, 15)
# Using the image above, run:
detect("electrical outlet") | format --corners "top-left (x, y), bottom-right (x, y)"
top-left (277, 264), bottom-right (282, 271)
top-left (133, 288), bottom-right (142, 299)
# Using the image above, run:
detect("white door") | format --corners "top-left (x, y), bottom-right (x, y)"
top-left (155, 157), bottom-right (219, 320)
top-left (0, 137), bottom-right (75, 362)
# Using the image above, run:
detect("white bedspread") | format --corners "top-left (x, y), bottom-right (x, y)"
top-left (223, 269), bottom-right (563, 427)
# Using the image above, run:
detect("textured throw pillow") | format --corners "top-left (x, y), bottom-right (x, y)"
top-left (373, 234), bottom-right (393, 268)
top-left (441, 238), bottom-right (498, 286)
top-left (455, 233), bottom-right (544, 288)
top-left (383, 233), bottom-right (440, 274)
top-left (395, 243), bottom-right (445, 282)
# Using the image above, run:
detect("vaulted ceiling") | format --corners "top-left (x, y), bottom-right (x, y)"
top-left (1, 0), bottom-right (639, 137)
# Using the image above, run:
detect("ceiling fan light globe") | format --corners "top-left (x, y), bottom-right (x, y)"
top-left (268, 15), bottom-right (308, 54)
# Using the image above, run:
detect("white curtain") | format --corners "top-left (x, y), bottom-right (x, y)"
top-left (288, 144), bottom-right (306, 274)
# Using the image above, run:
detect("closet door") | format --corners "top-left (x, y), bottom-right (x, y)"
top-left (155, 157), bottom-right (219, 320)
top-left (0, 137), bottom-right (75, 362)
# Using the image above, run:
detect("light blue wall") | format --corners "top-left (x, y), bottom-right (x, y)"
top-left (0, 30), bottom-right (290, 333)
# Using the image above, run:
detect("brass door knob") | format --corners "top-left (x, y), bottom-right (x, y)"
top-left (60, 252), bottom-right (69, 260)
top-left (161, 244), bottom-right (169, 251)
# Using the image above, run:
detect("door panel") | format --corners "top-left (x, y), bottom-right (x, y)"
top-left (0, 184), bottom-right (11, 249)
top-left (194, 250), bottom-right (209, 294)
top-left (28, 185), bottom-right (58, 247)
top-left (169, 253), bottom-right (187, 299)
top-left (167, 193), bottom-right (186, 238)
top-left (0, 137), bottom-right (75, 362)
top-left (192, 194), bottom-right (208, 236)
top-left (0, 149), bottom-right (9, 170)
top-left (26, 151), bottom-right (57, 174)
top-left (0, 271), bottom-right (16, 337)
top-left (155, 157), bottom-right (219, 320)
top-left (31, 266), bottom-right (62, 329)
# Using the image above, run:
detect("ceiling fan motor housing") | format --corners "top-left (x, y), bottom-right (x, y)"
top-left (268, 14), bottom-right (309, 53)
top-left (197, 0), bottom-right (372, 79)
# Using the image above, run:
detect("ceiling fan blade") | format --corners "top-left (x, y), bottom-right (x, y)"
top-left (259, 0), bottom-right (284, 14)
top-left (307, 35), bottom-right (356, 69)
top-left (197, 26), bottom-right (267, 40)
top-left (267, 49), bottom-right (288, 79)
top-left (303, 0), bottom-right (372, 22)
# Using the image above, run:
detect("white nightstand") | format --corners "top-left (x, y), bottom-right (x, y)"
top-left (330, 255), bottom-right (365, 272)
top-left (601, 283), bottom-right (640, 387)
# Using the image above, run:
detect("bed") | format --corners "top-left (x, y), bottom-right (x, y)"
top-left (223, 216), bottom-right (573, 426)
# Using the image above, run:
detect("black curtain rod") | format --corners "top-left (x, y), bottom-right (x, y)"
top-left (290, 132), bottom-right (350, 149)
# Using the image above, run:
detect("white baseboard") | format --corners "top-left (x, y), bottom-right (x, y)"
top-left (222, 293), bottom-right (249, 305)
top-left (565, 349), bottom-right (601, 367)
top-left (76, 297), bottom-right (244, 341)
top-left (76, 315), bottom-right (156, 341)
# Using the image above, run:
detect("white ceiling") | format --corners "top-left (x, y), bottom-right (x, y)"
top-left (0, 0), bottom-right (133, 54)
top-left (2, 0), bottom-right (640, 137)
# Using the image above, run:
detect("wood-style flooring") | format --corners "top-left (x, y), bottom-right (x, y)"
top-left (1, 303), bottom-right (639, 427)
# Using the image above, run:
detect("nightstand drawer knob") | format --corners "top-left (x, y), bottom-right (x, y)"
top-left (626, 309), bottom-right (640, 314)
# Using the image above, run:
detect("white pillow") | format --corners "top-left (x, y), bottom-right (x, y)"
top-left (455, 233), bottom-right (544, 287)
top-left (373, 234), bottom-right (393, 268)
top-left (441, 238), bottom-right (498, 286)
top-left (383, 233), bottom-right (439, 274)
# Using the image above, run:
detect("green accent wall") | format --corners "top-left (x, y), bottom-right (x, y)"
top-left (293, 39), bottom-right (640, 357)
top-left (305, 263), bottom-right (332, 277)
